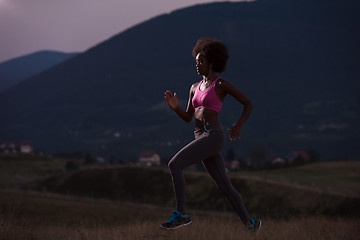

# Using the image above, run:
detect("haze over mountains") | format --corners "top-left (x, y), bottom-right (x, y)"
top-left (0, 51), bottom-right (78, 92)
top-left (0, 0), bottom-right (359, 159)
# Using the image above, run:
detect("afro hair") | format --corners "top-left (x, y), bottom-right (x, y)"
top-left (192, 38), bottom-right (229, 73)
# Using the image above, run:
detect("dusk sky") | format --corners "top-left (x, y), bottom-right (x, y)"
top-left (0, 0), bottom-right (253, 63)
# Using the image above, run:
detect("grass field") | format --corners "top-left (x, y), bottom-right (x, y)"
top-left (0, 155), bottom-right (359, 239)
top-left (21, 161), bottom-right (360, 218)
top-left (230, 161), bottom-right (360, 198)
top-left (0, 154), bottom-right (73, 187)
top-left (0, 189), bottom-right (359, 240)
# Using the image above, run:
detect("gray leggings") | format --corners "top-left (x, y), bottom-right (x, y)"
top-left (168, 124), bottom-right (251, 224)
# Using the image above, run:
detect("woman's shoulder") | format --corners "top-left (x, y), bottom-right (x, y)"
top-left (190, 81), bottom-right (201, 94)
top-left (216, 78), bottom-right (231, 89)
top-left (191, 81), bottom-right (201, 89)
top-left (216, 78), bottom-right (239, 95)
top-left (193, 81), bottom-right (201, 86)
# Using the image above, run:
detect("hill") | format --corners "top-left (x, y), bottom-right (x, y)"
top-left (25, 162), bottom-right (360, 218)
top-left (0, 0), bottom-right (359, 159)
top-left (0, 51), bottom-right (78, 92)
top-left (1, 155), bottom-right (358, 239)
top-left (1, 189), bottom-right (357, 240)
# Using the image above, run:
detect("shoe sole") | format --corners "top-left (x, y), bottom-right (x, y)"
top-left (256, 219), bottom-right (262, 235)
top-left (159, 220), bottom-right (192, 230)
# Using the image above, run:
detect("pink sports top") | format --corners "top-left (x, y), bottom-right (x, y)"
top-left (192, 77), bottom-right (223, 112)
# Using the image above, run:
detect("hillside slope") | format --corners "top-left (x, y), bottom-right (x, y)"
top-left (0, 0), bottom-right (359, 158)
top-left (1, 189), bottom-right (358, 240)
top-left (26, 163), bottom-right (360, 217)
top-left (0, 51), bottom-right (78, 92)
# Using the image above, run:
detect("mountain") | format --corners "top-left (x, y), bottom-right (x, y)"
top-left (0, 51), bottom-right (78, 92)
top-left (0, 0), bottom-right (359, 159)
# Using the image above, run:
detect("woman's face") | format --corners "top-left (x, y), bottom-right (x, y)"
top-left (195, 53), bottom-right (211, 76)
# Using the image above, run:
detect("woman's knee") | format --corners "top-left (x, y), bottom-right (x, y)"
top-left (168, 158), bottom-right (180, 171)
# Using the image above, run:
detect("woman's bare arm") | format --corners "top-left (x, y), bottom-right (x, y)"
top-left (220, 80), bottom-right (253, 140)
top-left (164, 84), bottom-right (196, 123)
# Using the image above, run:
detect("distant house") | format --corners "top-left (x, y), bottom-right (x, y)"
top-left (269, 155), bottom-right (286, 165)
top-left (230, 159), bottom-right (240, 170)
top-left (0, 141), bottom-right (17, 154)
top-left (96, 157), bottom-right (105, 164)
top-left (287, 151), bottom-right (310, 163)
top-left (0, 141), bottom-right (33, 154)
top-left (138, 151), bottom-right (161, 167)
top-left (20, 141), bottom-right (33, 154)
top-left (225, 158), bottom-right (241, 171)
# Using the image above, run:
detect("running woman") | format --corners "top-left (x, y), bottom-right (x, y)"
top-left (160, 38), bottom-right (261, 234)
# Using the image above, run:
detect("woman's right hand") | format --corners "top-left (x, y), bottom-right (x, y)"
top-left (164, 90), bottom-right (179, 110)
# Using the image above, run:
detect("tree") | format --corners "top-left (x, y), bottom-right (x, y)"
top-left (250, 147), bottom-right (266, 168)
top-left (84, 153), bottom-right (96, 165)
top-left (307, 149), bottom-right (321, 162)
top-left (226, 148), bottom-right (236, 163)
top-left (109, 155), bottom-right (117, 165)
top-left (65, 160), bottom-right (79, 171)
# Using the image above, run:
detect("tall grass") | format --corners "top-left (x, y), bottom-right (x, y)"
top-left (1, 215), bottom-right (359, 240)
top-left (230, 161), bottom-right (360, 199)
top-left (1, 159), bottom-right (359, 239)
top-left (0, 189), bottom-right (358, 240)
top-left (26, 163), bottom-right (360, 217)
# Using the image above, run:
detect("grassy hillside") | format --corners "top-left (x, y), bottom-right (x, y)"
top-left (0, 154), bottom-right (73, 187)
top-left (230, 161), bottom-right (360, 199)
top-left (1, 155), bottom-right (359, 218)
top-left (23, 161), bottom-right (360, 218)
top-left (0, 189), bottom-right (358, 240)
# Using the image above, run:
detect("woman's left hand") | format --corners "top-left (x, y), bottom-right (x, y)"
top-left (227, 125), bottom-right (242, 141)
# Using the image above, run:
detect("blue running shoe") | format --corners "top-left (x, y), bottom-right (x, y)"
top-left (160, 210), bottom-right (192, 230)
top-left (248, 218), bottom-right (262, 235)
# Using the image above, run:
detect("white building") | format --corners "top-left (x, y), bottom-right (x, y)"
top-left (138, 151), bottom-right (161, 167)
top-left (20, 141), bottom-right (33, 154)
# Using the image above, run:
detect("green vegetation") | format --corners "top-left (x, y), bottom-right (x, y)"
top-left (0, 154), bottom-right (75, 187)
top-left (0, 155), bottom-right (359, 239)
top-left (230, 162), bottom-right (360, 199)
top-left (0, 155), bottom-right (360, 218)
top-left (1, 155), bottom-right (359, 219)
top-left (24, 164), bottom-right (358, 217)
top-left (0, 189), bottom-right (358, 240)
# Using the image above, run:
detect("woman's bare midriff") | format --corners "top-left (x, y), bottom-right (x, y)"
top-left (194, 108), bottom-right (220, 130)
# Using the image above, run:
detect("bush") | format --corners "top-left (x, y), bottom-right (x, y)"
top-left (65, 160), bottom-right (79, 172)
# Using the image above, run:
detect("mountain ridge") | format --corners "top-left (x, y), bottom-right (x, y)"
top-left (0, 51), bottom-right (78, 92)
top-left (0, 0), bottom-right (359, 159)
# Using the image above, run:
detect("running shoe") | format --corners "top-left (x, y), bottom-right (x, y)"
top-left (160, 210), bottom-right (192, 230)
top-left (248, 218), bottom-right (262, 235)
